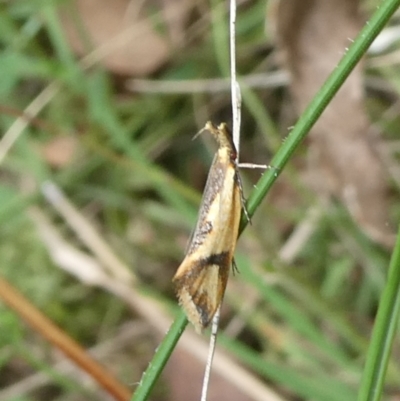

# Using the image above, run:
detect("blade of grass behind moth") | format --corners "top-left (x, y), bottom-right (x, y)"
top-left (357, 223), bottom-right (400, 401)
top-left (240, 0), bottom-right (400, 232)
top-left (131, 312), bottom-right (188, 401)
top-left (200, 308), bottom-right (220, 401)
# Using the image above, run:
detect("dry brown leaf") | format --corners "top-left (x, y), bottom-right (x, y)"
top-left (59, 0), bottom-right (170, 76)
top-left (41, 136), bottom-right (78, 168)
top-left (274, 0), bottom-right (395, 247)
top-left (161, 0), bottom-right (193, 47)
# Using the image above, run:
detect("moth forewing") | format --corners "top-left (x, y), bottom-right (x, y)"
top-left (173, 122), bottom-right (242, 332)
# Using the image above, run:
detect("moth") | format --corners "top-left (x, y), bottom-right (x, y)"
top-left (173, 121), bottom-right (244, 333)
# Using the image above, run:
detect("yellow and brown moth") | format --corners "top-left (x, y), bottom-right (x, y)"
top-left (173, 121), bottom-right (243, 333)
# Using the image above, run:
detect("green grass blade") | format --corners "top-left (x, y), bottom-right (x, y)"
top-left (131, 312), bottom-right (187, 401)
top-left (41, 3), bottom-right (83, 86)
top-left (357, 224), bottom-right (400, 401)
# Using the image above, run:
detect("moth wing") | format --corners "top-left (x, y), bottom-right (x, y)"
top-left (173, 141), bottom-right (243, 330)
top-left (173, 255), bottom-right (229, 331)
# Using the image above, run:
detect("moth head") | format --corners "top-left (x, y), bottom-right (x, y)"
top-left (194, 121), bottom-right (237, 157)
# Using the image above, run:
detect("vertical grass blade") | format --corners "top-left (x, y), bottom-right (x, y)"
top-left (357, 224), bottom-right (400, 401)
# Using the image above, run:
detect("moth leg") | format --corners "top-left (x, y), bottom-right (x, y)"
top-left (231, 258), bottom-right (239, 275)
top-left (234, 167), bottom-right (251, 224)
top-left (238, 163), bottom-right (280, 176)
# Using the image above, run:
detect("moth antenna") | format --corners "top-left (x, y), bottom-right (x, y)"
top-left (200, 307), bottom-right (220, 401)
top-left (193, 121), bottom-right (215, 141)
